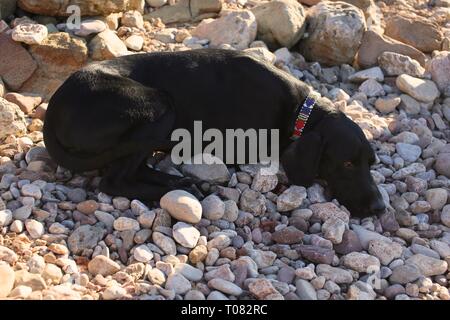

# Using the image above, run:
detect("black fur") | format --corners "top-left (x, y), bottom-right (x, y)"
top-left (43, 49), bottom-right (385, 217)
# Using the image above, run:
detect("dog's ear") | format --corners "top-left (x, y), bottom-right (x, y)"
top-left (281, 131), bottom-right (323, 187)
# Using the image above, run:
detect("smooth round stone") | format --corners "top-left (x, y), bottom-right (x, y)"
top-left (207, 291), bottom-right (229, 300)
top-left (396, 143), bottom-right (422, 162)
top-left (425, 188), bottom-right (448, 210)
top-left (201, 195), bottom-right (225, 221)
top-left (21, 184), bottom-right (42, 199)
top-left (74, 19), bottom-right (106, 37)
top-left (173, 222), bottom-right (200, 248)
top-left (208, 278), bottom-right (243, 296)
top-left (165, 273), bottom-right (191, 294)
top-left (133, 245), bottom-right (154, 263)
top-left (184, 290), bottom-right (206, 300)
top-left (88, 255), bottom-right (121, 276)
top-left (113, 217), bottom-right (140, 231)
top-left (174, 263), bottom-right (203, 281)
top-left (124, 34), bottom-right (144, 51)
top-left (146, 0), bottom-right (167, 7)
top-left (160, 190), bottom-right (202, 224)
top-left (0, 210), bottom-right (13, 227)
top-left (25, 219), bottom-right (44, 239)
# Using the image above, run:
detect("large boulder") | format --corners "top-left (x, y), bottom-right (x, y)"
top-left (426, 51), bottom-right (450, 92)
top-left (0, 31), bottom-right (37, 91)
top-left (357, 30), bottom-right (426, 68)
top-left (191, 10), bottom-right (257, 50)
top-left (20, 32), bottom-right (88, 101)
top-left (17, 0), bottom-right (145, 16)
top-left (298, 1), bottom-right (366, 66)
top-left (251, 0), bottom-right (306, 50)
top-left (144, 0), bottom-right (222, 24)
top-left (384, 15), bottom-right (443, 53)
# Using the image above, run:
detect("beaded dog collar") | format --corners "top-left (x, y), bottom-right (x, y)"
top-left (291, 94), bottom-right (317, 140)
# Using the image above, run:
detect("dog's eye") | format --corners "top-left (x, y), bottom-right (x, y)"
top-left (343, 161), bottom-right (354, 169)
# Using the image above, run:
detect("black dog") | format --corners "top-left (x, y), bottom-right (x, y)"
top-left (43, 49), bottom-right (385, 217)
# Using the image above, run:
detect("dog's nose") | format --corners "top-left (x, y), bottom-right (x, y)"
top-left (370, 198), bottom-right (386, 215)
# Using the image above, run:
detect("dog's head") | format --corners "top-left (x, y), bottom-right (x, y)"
top-left (281, 111), bottom-right (385, 218)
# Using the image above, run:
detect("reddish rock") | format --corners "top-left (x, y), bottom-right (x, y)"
top-left (0, 32), bottom-right (37, 91)
top-left (380, 211), bottom-right (400, 233)
top-left (271, 226), bottom-right (304, 244)
top-left (297, 244), bottom-right (335, 264)
top-left (76, 200), bottom-right (99, 215)
top-left (4, 92), bottom-right (42, 114)
top-left (334, 230), bottom-right (363, 255)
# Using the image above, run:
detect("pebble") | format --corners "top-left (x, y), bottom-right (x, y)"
top-left (425, 188), bottom-right (448, 210)
top-left (342, 252), bottom-right (380, 273)
top-left (21, 183), bottom-right (42, 199)
top-left (276, 186), bottom-right (307, 212)
top-left (165, 273), bottom-right (191, 295)
top-left (321, 217), bottom-right (346, 244)
top-left (396, 74), bottom-right (440, 103)
top-left (88, 255), bottom-right (121, 276)
top-left (113, 217), bottom-right (140, 231)
top-left (25, 219), bottom-right (44, 239)
top-left (295, 279), bottom-right (317, 300)
top-left (368, 239), bottom-right (403, 265)
top-left (271, 226), bottom-right (304, 244)
top-left (0, 264), bottom-right (15, 298)
top-left (133, 245), bottom-right (154, 263)
top-left (389, 264), bottom-right (422, 284)
top-left (102, 285), bottom-right (128, 300)
top-left (406, 254), bottom-right (448, 276)
top-left (152, 232), bottom-right (177, 256)
top-left (396, 143), bottom-right (422, 162)
top-left (208, 278), bottom-right (242, 296)
top-left (172, 222), bottom-right (200, 248)
top-left (201, 195), bottom-right (225, 220)
top-left (160, 190), bottom-right (202, 224)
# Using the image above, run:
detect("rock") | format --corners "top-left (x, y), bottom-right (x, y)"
top-left (391, 163), bottom-right (426, 180)
top-left (351, 224), bottom-right (392, 250)
top-left (133, 245), bottom-right (153, 263)
top-left (173, 222), bottom-right (200, 248)
top-left (239, 188), bottom-right (266, 215)
top-left (243, 47), bottom-right (276, 64)
top-left (396, 74), bottom-right (440, 103)
top-left (25, 219), bottom-right (44, 239)
top-left (14, 270), bottom-right (46, 291)
top-left (223, 200), bottom-right (239, 222)
top-left (406, 254), bottom-right (448, 276)
top-left (334, 229), bottom-right (363, 255)
top-left (0, 32), bottom-right (37, 90)
top-left (435, 152), bottom-right (450, 178)
top-left (180, 154), bottom-right (230, 184)
top-left (144, 0), bottom-right (222, 24)
top-left (174, 263), bottom-right (203, 282)
top-left (147, 268), bottom-right (166, 285)
top-left (17, 0), bottom-right (145, 16)
top-left (42, 264), bottom-right (63, 284)
top-left (251, 0), bottom-right (306, 50)
top-left (207, 235), bottom-right (231, 251)
top-left (208, 278), bottom-right (242, 296)
top-left (121, 10), bottom-right (144, 29)
top-left (76, 200), bottom-right (99, 215)
top-left (358, 79), bottom-right (385, 97)
top-left (8, 285), bottom-right (32, 299)
top-left (384, 15), bottom-right (443, 53)
top-left (297, 245), bottom-right (335, 264)
top-left (277, 185), bottom-right (307, 212)
top-left (250, 169), bottom-right (278, 193)
top-left (342, 252), bottom-right (380, 273)
top-left (295, 279), bottom-right (317, 300)
top-left (399, 94), bottom-right (420, 115)
top-left (146, 0), bottom-right (166, 7)
top-left (0, 264), bottom-right (15, 298)
top-left (396, 143), bottom-right (422, 163)
top-left (22, 32), bottom-right (88, 100)
top-left (310, 202), bottom-right (349, 223)
top-left (113, 217), bottom-right (140, 232)
top-left (88, 255), bottom-right (121, 276)
top-left (204, 265), bottom-right (235, 282)
top-left (90, 29), bottom-right (128, 60)
top-left (425, 188), bottom-right (448, 210)
top-left (0, 246), bottom-right (18, 265)
top-left (321, 217), bottom-right (346, 244)
top-left (0, 97), bottom-right (27, 140)
top-left (201, 195), bottom-right (225, 220)
top-left (357, 30), bottom-right (426, 68)
top-left (4, 92), bottom-right (42, 115)
top-left (378, 52), bottom-right (425, 78)
top-left (102, 285), bottom-right (128, 300)
top-left (152, 232), bottom-right (177, 256)
top-left (12, 23), bottom-right (48, 45)
top-left (430, 240), bottom-right (450, 259)
top-left (427, 51), bottom-right (450, 91)
top-left (316, 264), bottom-right (353, 284)
top-left (442, 205), bottom-right (450, 228)
top-left (14, 206), bottom-right (32, 221)
top-left (191, 10), bottom-right (257, 50)
top-left (67, 225), bottom-right (104, 255)
top-left (166, 273), bottom-right (191, 294)
top-left (349, 67), bottom-right (384, 83)
top-left (299, 1), bottom-right (366, 66)
top-left (347, 281), bottom-right (376, 300)
top-left (67, 188), bottom-right (87, 203)
top-left (74, 19), bottom-right (107, 37)
top-left (160, 190), bottom-right (202, 224)
top-left (189, 245), bottom-right (208, 264)
top-left (272, 226), bottom-right (304, 244)
top-left (374, 96), bottom-right (401, 113)
top-left (389, 264), bottom-right (422, 284)
top-left (249, 278), bottom-right (283, 300)
top-left (112, 197), bottom-right (130, 210)
top-left (247, 249), bottom-right (276, 269)
top-left (124, 34), bottom-right (144, 51)
top-left (368, 240), bottom-right (403, 265)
